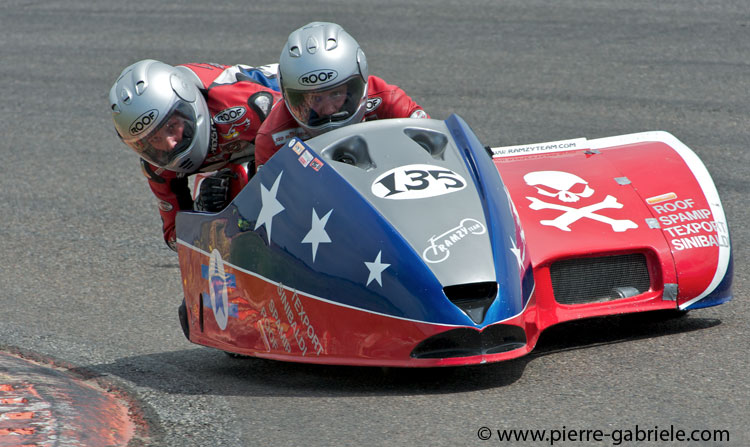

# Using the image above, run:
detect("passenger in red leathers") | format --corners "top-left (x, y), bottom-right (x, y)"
top-left (255, 22), bottom-right (428, 169)
top-left (109, 60), bottom-right (282, 250)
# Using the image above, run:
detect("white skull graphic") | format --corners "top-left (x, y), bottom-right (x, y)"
top-left (523, 171), bottom-right (594, 202)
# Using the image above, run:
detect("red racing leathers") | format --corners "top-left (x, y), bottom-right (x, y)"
top-left (254, 75), bottom-right (428, 168)
top-left (140, 63), bottom-right (282, 249)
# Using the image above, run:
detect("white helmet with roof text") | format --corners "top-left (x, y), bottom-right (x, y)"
top-left (279, 22), bottom-right (369, 137)
top-left (109, 59), bottom-right (210, 173)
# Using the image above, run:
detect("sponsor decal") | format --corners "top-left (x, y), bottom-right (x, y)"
top-left (222, 130), bottom-right (239, 140)
top-left (492, 138), bottom-right (589, 158)
top-left (129, 109), bottom-right (159, 136)
top-left (298, 150), bottom-right (314, 167)
top-left (366, 97), bottom-right (382, 112)
top-left (524, 170), bottom-right (638, 232)
top-left (310, 157), bottom-right (324, 171)
top-left (220, 118), bottom-right (252, 140)
top-left (646, 192), bottom-right (678, 205)
top-left (422, 218), bottom-right (486, 264)
top-left (650, 198), bottom-right (730, 251)
top-left (221, 140), bottom-right (249, 154)
top-left (157, 200), bottom-right (173, 212)
top-left (259, 298), bottom-right (290, 352)
top-left (273, 128), bottom-right (305, 146)
top-left (205, 249), bottom-right (232, 330)
top-left (258, 284), bottom-right (324, 355)
top-left (409, 109), bottom-right (427, 119)
top-left (213, 106), bottom-right (246, 124)
top-left (371, 164), bottom-right (467, 200)
top-left (298, 69), bottom-right (338, 86)
top-left (291, 141), bottom-right (306, 155)
top-left (250, 91), bottom-right (274, 119)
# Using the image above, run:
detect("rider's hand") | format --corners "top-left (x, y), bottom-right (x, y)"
top-left (194, 169), bottom-right (237, 212)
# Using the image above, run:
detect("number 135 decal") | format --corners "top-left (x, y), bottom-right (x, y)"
top-left (371, 164), bottom-right (467, 200)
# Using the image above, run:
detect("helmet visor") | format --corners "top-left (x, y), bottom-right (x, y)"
top-left (124, 101), bottom-right (196, 168)
top-left (284, 77), bottom-right (366, 129)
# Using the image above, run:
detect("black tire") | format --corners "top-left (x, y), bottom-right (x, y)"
top-left (178, 299), bottom-right (190, 341)
top-left (223, 351), bottom-right (253, 359)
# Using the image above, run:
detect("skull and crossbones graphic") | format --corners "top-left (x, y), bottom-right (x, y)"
top-left (523, 171), bottom-right (638, 232)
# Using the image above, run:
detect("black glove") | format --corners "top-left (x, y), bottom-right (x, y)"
top-left (194, 169), bottom-right (237, 212)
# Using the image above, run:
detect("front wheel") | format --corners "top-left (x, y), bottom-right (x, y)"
top-left (178, 300), bottom-right (190, 341)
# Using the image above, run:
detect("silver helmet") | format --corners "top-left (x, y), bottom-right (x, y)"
top-left (109, 59), bottom-right (210, 173)
top-left (279, 22), bottom-right (369, 137)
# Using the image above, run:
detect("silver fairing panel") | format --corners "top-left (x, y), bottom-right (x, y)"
top-left (304, 118), bottom-right (496, 288)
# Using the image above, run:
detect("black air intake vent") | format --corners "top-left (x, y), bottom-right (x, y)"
top-left (320, 135), bottom-right (375, 170)
top-left (443, 281), bottom-right (498, 324)
top-left (404, 127), bottom-right (448, 159)
top-left (410, 325), bottom-right (526, 359)
top-left (550, 253), bottom-right (650, 305)
top-left (179, 158), bottom-right (194, 170)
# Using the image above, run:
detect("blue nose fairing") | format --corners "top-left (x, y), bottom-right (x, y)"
top-left (445, 115), bottom-right (535, 324)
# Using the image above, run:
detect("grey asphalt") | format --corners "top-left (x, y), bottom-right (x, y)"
top-left (1, 1), bottom-right (748, 446)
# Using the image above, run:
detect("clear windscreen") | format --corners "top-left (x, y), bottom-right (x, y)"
top-left (126, 101), bottom-right (196, 168)
top-left (284, 77), bottom-right (366, 129)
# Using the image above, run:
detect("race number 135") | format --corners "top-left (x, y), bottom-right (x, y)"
top-left (371, 164), bottom-right (467, 200)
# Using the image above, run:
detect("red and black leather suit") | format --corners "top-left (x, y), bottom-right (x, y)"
top-left (139, 63), bottom-right (282, 249)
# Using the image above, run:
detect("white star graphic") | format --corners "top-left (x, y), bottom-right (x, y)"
top-left (509, 236), bottom-right (524, 270)
top-left (365, 250), bottom-right (390, 287)
top-left (302, 208), bottom-right (333, 262)
top-left (254, 171), bottom-right (285, 244)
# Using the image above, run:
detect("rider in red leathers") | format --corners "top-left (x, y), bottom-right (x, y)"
top-left (109, 60), bottom-right (282, 250)
top-left (254, 22), bottom-right (428, 169)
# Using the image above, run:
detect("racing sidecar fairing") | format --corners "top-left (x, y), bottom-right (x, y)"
top-left (175, 114), bottom-right (732, 367)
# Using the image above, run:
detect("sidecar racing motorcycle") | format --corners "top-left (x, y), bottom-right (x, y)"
top-left (175, 114), bottom-right (732, 367)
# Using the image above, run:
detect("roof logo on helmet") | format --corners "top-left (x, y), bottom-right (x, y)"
top-left (299, 70), bottom-right (338, 86)
top-left (213, 106), bottom-right (246, 124)
top-left (129, 109), bottom-right (159, 136)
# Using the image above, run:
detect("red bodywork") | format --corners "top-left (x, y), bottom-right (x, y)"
top-left (177, 131), bottom-right (730, 366)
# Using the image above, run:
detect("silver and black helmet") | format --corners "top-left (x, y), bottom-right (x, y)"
top-left (109, 59), bottom-right (210, 173)
top-left (279, 22), bottom-right (368, 137)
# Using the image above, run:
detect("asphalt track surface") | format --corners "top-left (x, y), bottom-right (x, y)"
top-left (1, 1), bottom-right (748, 446)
